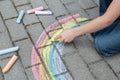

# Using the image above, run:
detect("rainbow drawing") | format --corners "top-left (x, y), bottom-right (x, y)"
top-left (31, 14), bottom-right (88, 80)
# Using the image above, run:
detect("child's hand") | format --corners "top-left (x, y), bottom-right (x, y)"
top-left (55, 29), bottom-right (76, 43)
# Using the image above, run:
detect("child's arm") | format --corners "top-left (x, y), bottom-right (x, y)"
top-left (55, 0), bottom-right (120, 42)
top-left (74, 0), bottom-right (120, 36)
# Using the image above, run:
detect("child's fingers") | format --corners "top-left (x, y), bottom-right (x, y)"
top-left (60, 38), bottom-right (64, 43)
top-left (55, 35), bottom-right (61, 40)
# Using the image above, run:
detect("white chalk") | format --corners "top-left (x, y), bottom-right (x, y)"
top-left (16, 10), bottom-right (25, 24)
top-left (35, 10), bottom-right (52, 15)
top-left (0, 47), bottom-right (19, 55)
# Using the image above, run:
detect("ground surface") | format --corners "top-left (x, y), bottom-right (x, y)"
top-left (0, 0), bottom-right (120, 80)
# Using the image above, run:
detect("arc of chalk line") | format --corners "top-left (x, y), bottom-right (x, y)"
top-left (45, 21), bottom-right (82, 77)
top-left (32, 30), bottom-right (69, 79)
top-left (49, 42), bottom-right (66, 75)
top-left (33, 15), bottom-right (78, 80)
top-left (41, 17), bottom-right (87, 48)
top-left (41, 42), bottom-right (70, 80)
top-left (31, 47), bottom-right (42, 80)
top-left (32, 47), bottom-right (50, 80)
top-left (42, 45), bottom-right (55, 80)
top-left (40, 43), bottom-right (66, 80)
top-left (31, 16), bottom-right (87, 79)
top-left (36, 17), bottom-right (87, 79)
top-left (36, 14), bottom-right (80, 48)
top-left (35, 13), bottom-right (81, 48)
top-left (31, 17), bottom-right (87, 80)
top-left (31, 13), bottom-right (88, 80)
top-left (36, 16), bottom-right (88, 48)
top-left (35, 19), bottom-right (78, 58)
top-left (37, 23), bottom-right (77, 80)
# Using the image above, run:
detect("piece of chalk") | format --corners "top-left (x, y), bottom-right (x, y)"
top-left (2, 55), bottom-right (18, 74)
top-left (0, 47), bottom-right (19, 55)
top-left (16, 10), bottom-right (25, 24)
top-left (27, 6), bottom-right (44, 14)
top-left (35, 10), bottom-right (52, 15)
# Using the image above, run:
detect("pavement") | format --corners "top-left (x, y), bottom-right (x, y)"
top-left (0, 0), bottom-right (120, 80)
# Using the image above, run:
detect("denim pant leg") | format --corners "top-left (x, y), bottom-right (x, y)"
top-left (94, 20), bottom-right (120, 56)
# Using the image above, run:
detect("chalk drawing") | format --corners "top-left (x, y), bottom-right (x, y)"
top-left (31, 14), bottom-right (88, 80)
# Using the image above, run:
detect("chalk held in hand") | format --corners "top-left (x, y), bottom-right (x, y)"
top-left (35, 10), bottom-right (52, 15)
top-left (0, 46), bottom-right (19, 55)
top-left (27, 6), bottom-right (44, 14)
top-left (2, 55), bottom-right (18, 74)
top-left (16, 10), bottom-right (25, 24)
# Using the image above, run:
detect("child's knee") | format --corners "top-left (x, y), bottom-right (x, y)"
top-left (94, 38), bottom-right (115, 57)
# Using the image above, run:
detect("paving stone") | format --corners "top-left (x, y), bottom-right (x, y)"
top-left (27, 23), bottom-right (50, 48)
top-left (0, 0), bottom-right (17, 19)
top-left (33, 31), bottom-right (49, 48)
top-left (27, 23), bottom-right (44, 44)
top-left (0, 15), bottom-right (6, 33)
top-left (86, 7), bottom-right (99, 19)
top-left (25, 66), bottom-right (37, 80)
top-left (29, 0), bottom-right (48, 8)
top-left (5, 18), bottom-right (28, 41)
top-left (45, 0), bottom-right (68, 17)
top-left (60, 0), bottom-right (74, 4)
top-left (15, 39), bottom-right (40, 68)
top-left (56, 42), bottom-right (77, 56)
top-left (78, 0), bottom-right (97, 9)
top-left (106, 57), bottom-right (120, 72)
top-left (0, 57), bottom-right (27, 80)
top-left (38, 15), bottom-right (58, 29)
top-left (65, 2), bottom-right (89, 18)
top-left (105, 54), bottom-right (120, 73)
top-left (63, 53), bottom-right (95, 80)
top-left (17, 5), bottom-right (39, 25)
top-left (12, 0), bottom-right (29, 6)
top-left (89, 60), bottom-right (118, 80)
top-left (0, 31), bottom-right (17, 59)
top-left (74, 35), bottom-right (102, 64)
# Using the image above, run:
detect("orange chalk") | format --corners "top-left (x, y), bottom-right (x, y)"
top-left (2, 55), bottom-right (18, 74)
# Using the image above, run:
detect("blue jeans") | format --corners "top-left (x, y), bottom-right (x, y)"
top-left (93, 0), bottom-right (120, 56)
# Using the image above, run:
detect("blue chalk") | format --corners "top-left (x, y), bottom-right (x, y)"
top-left (0, 47), bottom-right (19, 55)
top-left (16, 10), bottom-right (25, 24)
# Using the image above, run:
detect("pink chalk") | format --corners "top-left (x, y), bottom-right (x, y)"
top-left (27, 6), bottom-right (44, 14)
top-left (58, 14), bottom-right (80, 24)
top-left (58, 16), bottom-right (72, 23)
top-left (31, 47), bottom-right (42, 80)
top-left (73, 13), bottom-right (80, 18)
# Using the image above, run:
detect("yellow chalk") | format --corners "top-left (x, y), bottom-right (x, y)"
top-left (50, 38), bottom-right (61, 42)
top-left (2, 55), bottom-right (18, 74)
